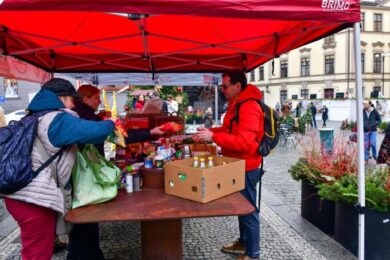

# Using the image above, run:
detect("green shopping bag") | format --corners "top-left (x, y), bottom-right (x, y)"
top-left (72, 144), bottom-right (120, 209)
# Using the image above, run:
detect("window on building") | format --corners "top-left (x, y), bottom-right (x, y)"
top-left (374, 14), bottom-right (382, 32)
top-left (373, 53), bottom-right (382, 73)
top-left (372, 86), bottom-right (381, 98)
top-left (324, 88), bottom-right (334, 99)
top-left (324, 35), bottom-right (335, 45)
top-left (280, 60), bottom-right (288, 78)
top-left (301, 89), bottom-right (309, 99)
top-left (360, 12), bottom-right (365, 31)
top-left (249, 70), bottom-right (255, 82)
top-left (3, 78), bottom-right (19, 98)
top-left (259, 66), bottom-right (264, 81)
top-left (361, 53), bottom-right (365, 73)
top-left (301, 57), bottom-right (310, 76)
top-left (280, 90), bottom-right (287, 103)
top-left (324, 55), bottom-right (335, 75)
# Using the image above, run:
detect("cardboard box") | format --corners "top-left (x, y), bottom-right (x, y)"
top-left (164, 156), bottom-right (245, 203)
top-left (189, 143), bottom-right (217, 155)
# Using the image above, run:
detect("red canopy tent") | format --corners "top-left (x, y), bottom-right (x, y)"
top-left (0, 1), bottom-right (367, 259)
top-left (0, 0), bottom-right (360, 73)
top-left (0, 55), bottom-right (51, 83)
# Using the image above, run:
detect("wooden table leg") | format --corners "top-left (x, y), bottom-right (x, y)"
top-left (141, 219), bottom-right (182, 260)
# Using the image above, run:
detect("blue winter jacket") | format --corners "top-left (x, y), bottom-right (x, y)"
top-left (28, 89), bottom-right (114, 147)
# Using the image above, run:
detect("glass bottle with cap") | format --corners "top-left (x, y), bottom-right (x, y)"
top-left (192, 156), bottom-right (199, 168)
top-left (199, 158), bottom-right (206, 169)
top-left (207, 156), bottom-right (214, 168)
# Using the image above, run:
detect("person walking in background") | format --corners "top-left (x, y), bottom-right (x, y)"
top-left (203, 107), bottom-right (214, 128)
top-left (363, 101), bottom-right (381, 164)
top-left (275, 102), bottom-right (281, 115)
top-left (194, 69), bottom-right (263, 260)
top-left (3, 78), bottom-right (115, 260)
top-left (321, 105), bottom-right (329, 128)
top-left (310, 102), bottom-right (317, 129)
top-left (377, 123), bottom-right (390, 165)
top-left (295, 102), bottom-right (302, 118)
top-left (167, 94), bottom-right (178, 115)
top-left (376, 100), bottom-right (383, 117)
top-left (135, 95), bottom-right (145, 111)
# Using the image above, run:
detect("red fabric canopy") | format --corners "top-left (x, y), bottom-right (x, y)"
top-left (0, 0), bottom-right (360, 73)
top-left (0, 55), bottom-right (51, 83)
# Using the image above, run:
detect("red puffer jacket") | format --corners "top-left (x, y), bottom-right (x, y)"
top-left (211, 84), bottom-right (264, 171)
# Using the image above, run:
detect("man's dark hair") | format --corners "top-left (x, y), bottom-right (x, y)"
top-left (222, 69), bottom-right (248, 91)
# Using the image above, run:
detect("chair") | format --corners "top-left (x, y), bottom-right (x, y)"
top-left (279, 123), bottom-right (300, 149)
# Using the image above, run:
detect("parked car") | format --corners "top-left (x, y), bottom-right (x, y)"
top-left (5, 109), bottom-right (26, 125)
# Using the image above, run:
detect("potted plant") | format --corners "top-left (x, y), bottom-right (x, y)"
top-left (289, 133), bottom-right (357, 235)
top-left (317, 168), bottom-right (390, 258)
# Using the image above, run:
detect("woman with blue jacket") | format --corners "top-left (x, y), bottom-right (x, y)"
top-left (4, 78), bottom-right (115, 260)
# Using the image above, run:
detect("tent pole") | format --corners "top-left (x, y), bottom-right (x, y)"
top-left (215, 84), bottom-right (219, 126)
top-left (353, 22), bottom-right (365, 260)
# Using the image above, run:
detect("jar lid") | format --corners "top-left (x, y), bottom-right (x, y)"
top-left (154, 155), bottom-right (164, 160)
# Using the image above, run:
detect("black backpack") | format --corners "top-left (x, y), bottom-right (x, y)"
top-left (229, 99), bottom-right (280, 157)
top-left (0, 111), bottom-right (66, 195)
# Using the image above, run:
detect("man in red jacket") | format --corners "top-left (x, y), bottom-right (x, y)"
top-left (194, 69), bottom-right (264, 260)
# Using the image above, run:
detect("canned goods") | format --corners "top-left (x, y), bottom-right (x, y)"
top-left (133, 174), bottom-right (141, 191)
top-left (154, 155), bottom-right (164, 169)
top-left (125, 174), bottom-right (133, 193)
top-left (144, 157), bottom-right (153, 169)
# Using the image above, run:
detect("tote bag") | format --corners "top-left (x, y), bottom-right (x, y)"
top-left (72, 144), bottom-right (120, 209)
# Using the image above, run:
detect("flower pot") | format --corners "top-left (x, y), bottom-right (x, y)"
top-left (301, 180), bottom-right (335, 235)
top-left (334, 201), bottom-right (390, 258)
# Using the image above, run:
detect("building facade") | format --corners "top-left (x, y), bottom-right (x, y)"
top-left (248, 1), bottom-right (390, 108)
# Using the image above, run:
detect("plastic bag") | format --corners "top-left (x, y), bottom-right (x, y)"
top-left (72, 144), bottom-right (120, 209)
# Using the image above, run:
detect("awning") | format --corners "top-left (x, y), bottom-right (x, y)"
top-left (0, 0), bottom-right (360, 73)
top-left (65, 73), bottom-right (220, 86)
top-left (0, 55), bottom-right (51, 83)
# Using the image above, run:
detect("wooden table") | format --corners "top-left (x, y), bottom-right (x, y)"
top-left (65, 189), bottom-right (254, 260)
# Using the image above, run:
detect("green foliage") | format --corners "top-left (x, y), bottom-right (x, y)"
top-left (340, 119), bottom-right (356, 130)
top-left (289, 157), bottom-right (336, 186)
top-left (297, 110), bottom-right (312, 134)
top-left (158, 86), bottom-right (188, 115)
top-left (317, 168), bottom-right (390, 212)
top-left (379, 121), bottom-right (389, 131)
top-left (280, 115), bottom-right (293, 125)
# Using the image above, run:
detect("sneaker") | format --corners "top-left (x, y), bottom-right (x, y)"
top-left (237, 255), bottom-right (259, 260)
top-left (221, 240), bottom-right (246, 255)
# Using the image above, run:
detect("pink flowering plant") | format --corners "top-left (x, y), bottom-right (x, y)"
top-left (289, 132), bottom-right (357, 185)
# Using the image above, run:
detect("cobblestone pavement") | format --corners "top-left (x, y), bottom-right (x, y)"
top-left (0, 121), bottom-right (369, 259)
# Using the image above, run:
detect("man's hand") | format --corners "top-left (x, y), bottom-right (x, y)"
top-left (193, 128), bottom-right (213, 142)
top-left (150, 126), bottom-right (166, 136)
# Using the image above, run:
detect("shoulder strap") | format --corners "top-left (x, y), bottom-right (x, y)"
top-left (34, 137), bottom-right (68, 187)
top-left (32, 109), bottom-right (67, 186)
top-left (229, 99), bottom-right (262, 134)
